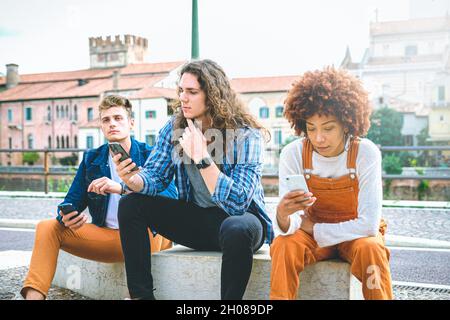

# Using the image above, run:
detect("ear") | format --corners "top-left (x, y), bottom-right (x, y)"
top-left (129, 117), bottom-right (135, 129)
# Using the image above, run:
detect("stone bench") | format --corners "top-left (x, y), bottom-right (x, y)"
top-left (52, 244), bottom-right (363, 300)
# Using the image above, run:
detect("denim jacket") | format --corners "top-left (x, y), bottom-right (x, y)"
top-left (56, 138), bottom-right (178, 227)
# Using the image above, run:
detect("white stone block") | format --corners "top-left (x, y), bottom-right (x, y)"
top-left (53, 245), bottom-right (363, 300)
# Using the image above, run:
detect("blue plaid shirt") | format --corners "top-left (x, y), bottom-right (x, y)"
top-left (129, 118), bottom-right (274, 244)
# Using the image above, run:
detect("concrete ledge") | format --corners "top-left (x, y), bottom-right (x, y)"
top-left (52, 245), bottom-right (363, 300)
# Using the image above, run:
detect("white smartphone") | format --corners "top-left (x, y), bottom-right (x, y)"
top-left (285, 174), bottom-right (311, 201)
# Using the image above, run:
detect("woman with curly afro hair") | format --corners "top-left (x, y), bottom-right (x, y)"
top-left (270, 67), bottom-right (393, 300)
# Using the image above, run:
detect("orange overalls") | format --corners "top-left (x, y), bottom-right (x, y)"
top-left (270, 138), bottom-right (393, 300)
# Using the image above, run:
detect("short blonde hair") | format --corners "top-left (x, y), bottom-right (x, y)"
top-left (98, 95), bottom-right (133, 119)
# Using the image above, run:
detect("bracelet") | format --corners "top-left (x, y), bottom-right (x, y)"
top-left (120, 183), bottom-right (125, 195)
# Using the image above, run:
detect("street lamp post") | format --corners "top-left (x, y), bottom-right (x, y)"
top-left (191, 0), bottom-right (199, 59)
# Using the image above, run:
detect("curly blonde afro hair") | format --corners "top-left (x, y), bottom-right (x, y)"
top-left (284, 66), bottom-right (372, 137)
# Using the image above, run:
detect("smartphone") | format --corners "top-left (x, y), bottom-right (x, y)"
top-left (108, 142), bottom-right (139, 171)
top-left (58, 203), bottom-right (80, 220)
top-left (285, 174), bottom-right (311, 202)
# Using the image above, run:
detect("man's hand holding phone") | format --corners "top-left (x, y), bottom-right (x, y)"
top-left (112, 153), bottom-right (140, 187)
top-left (58, 203), bottom-right (88, 231)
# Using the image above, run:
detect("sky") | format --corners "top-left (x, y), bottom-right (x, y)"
top-left (0, 0), bottom-right (410, 78)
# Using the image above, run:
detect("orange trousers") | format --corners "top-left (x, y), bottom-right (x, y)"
top-left (21, 219), bottom-right (172, 299)
top-left (270, 230), bottom-right (393, 300)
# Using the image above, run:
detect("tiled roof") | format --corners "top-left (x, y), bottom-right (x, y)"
top-left (130, 87), bottom-right (177, 100)
top-left (0, 75), bottom-right (166, 101)
top-left (0, 61), bottom-right (185, 102)
top-left (0, 61), bottom-right (184, 85)
top-left (370, 16), bottom-right (450, 36)
top-left (231, 76), bottom-right (299, 93)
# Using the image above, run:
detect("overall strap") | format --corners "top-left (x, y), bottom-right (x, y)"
top-left (346, 137), bottom-right (361, 178)
top-left (302, 138), bottom-right (313, 176)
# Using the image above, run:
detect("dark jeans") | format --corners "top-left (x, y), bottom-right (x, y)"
top-left (118, 193), bottom-right (265, 300)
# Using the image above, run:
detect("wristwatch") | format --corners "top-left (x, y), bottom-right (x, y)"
top-left (195, 156), bottom-right (212, 170)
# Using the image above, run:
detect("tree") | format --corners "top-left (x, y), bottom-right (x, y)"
top-left (367, 106), bottom-right (404, 146)
top-left (22, 152), bottom-right (39, 165)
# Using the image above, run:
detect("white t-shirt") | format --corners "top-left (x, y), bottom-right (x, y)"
top-left (105, 154), bottom-right (122, 229)
top-left (274, 137), bottom-right (383, 248)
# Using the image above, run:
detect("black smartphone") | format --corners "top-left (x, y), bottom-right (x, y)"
top-left (108, 142), bottom-right (139, 171)
top-left (58, 203), bottom-right (80, 220)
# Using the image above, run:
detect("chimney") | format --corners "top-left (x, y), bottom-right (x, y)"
top-left (112, 70), bottom-right (120, 91)
top-left (6, 64), bottom-right (20, 89)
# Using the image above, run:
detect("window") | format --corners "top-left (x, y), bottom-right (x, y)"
top-left (8, 137), bottom-right (12, 149)
top-left (274, 130), bottom-right (283, 145)
top-left (403, 135), bottom-right (413, 146)
top-left (87, 108), bottom-right (94, 121)
top-left (25, 107), bottom-right (32, 121)
top-left (438, 86), bottom-right (445, 102)
top-left (74, 105), bottom-right (78, 121)
top-left (145, 110), bottom-right (157, 119)
top-left (131, 111), bottom-right (135, 119)
top-left (405, 45), bottom-right (418, 57)
top-left (74, 135), bottom-right (78, 148)
top-left (61, 136), bottom-right (65, 149)
top-left (86, 136), bottom-right (94, 149)
top-left (47, 106), bottom-right (51, 122)
top-left (65, 105), bottom-right (69, 118)
top-left (145, 134), bottom-right (156, 146)
top-left (56, 136), bottom-right (60, 149)
top-left (56, 106), bottom-right (60, 119)
top-left (259, 107), bottom-right (269, 119)
top-left (48, 136), bottom-right (52, 148)
top-left (27, 134), bottom-right (34, 149)
top-left (7, 109), bottom-right (13, 122)
top-left (66, 136), bottom-right (70, 148)
top-left (440, 115), bottom-right (445, 122)
top-left (275, 106), bottom-right (284, 118)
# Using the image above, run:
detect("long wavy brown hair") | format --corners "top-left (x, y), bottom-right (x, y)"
top-left (172, 59), bottom-right (270, 143)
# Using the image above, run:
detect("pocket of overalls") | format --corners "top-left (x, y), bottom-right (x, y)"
top-left (310, 187), bottom-right (358, 223)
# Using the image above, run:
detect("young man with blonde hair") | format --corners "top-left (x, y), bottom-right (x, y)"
top-left (21, 95), bottom-right (177, 300)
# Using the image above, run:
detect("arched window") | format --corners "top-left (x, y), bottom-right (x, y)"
top-left (259, 106), bottom-right (269, 119)
top-left (47, 106), bottom-right (51, 121)
top-left (74, 105), bottom-right (78, 121)
top-left (61, 136), bottom-right (65, 149)
top-left (275, 105), bottom-right (284, 118)
top-left (56, 105), bottom-right (60, 119)
top-left (65, 105), bottom-right (69, 118)
top-left (248, 97), bottom-right (266, 118)
top-left (56, 136), bottom-right (60, 149)
top-left (74, 135), bottom-right (78, 148)
top-left (48, 136), bottom-right (52, 148)
top-left (27, 134), bottom-right (34, 149)
top-left (66, 136), bottom-right (70, 148)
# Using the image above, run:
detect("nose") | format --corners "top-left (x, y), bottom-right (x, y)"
top-left (315, 132), bottom-right (325, 143)
top-left (179, 91), bottom-right (188, 103)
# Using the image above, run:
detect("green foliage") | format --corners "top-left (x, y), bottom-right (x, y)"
top-left (367, 106), bottom-right (403, 146)
top-left (382, 154), bottom-right (403, 174)
top-left (417, 180), bottom-right (429, 201)
top-left (59, 153), bottom-right (78, 166)
top-left (22, 152), bottom-right (40, 165)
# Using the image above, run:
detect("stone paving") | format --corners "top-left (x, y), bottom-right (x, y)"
top-left (1, 197), bottom-right (449, 241)
top-left (1, 266), bottom-right (449, 300)
top-left (1, 196), bottom-right (449, 300)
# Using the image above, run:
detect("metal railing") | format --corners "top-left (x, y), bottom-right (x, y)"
top-left (0, 145), bottom-right (449, 193)
top-left (0, 148), bottom-right (83, 193)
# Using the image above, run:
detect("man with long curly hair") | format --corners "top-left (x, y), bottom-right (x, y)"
top-left (92, 59), bottom-right (274, 300)
top-left (270, 67), bottom-right (393, 300)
